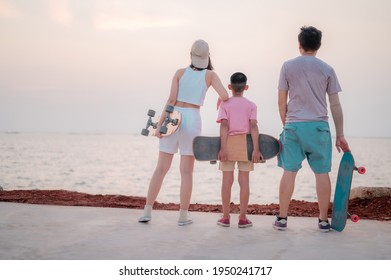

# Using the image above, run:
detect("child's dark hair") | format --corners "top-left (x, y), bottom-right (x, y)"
top-left (230, 72), bottom-right (247, 93)
top-left (298, 26), bottom-right (322, 51)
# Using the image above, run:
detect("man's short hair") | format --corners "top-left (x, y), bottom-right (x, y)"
top-left (298, 26), bottom-right (322, 51)
top-left (230, 72), bottom-right (247, 93)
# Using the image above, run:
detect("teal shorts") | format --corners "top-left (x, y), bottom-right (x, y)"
top-left (277, 122), bottom-right (332, 173)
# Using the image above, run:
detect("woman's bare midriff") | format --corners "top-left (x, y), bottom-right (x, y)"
top-left (175, 101), bottom-right (200, 109)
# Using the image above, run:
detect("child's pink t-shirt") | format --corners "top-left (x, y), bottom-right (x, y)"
top-left (217, 96), bottom-right (257, 135)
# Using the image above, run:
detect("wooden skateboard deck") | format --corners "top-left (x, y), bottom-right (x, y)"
top-left (149, 111), bottom-right (181, 136)
top-left (141, 106), bottom-right (181, 137)
top-left (193, 134), bottom-right (281, 162)
top-left (331, 152), bottom-right (365, 232)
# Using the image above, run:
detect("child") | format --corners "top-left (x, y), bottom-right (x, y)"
top-left (216, 72), bottom-right (262, 228)
top-left (138, 39), bottom-right (229, 226)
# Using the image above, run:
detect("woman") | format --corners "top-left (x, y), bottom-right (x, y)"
top-left (139, 39), bottom-right (229, 226)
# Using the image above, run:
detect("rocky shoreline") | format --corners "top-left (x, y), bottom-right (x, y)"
top-left (0, 189), bottom-right (390, 221)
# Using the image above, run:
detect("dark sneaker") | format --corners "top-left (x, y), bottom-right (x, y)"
top-left (318, 219), bottom-right (330, 232)
top-left (238, 218), bottom-right (253, 228)
top-left (217, 217), bottom-right (230, 227)
top-left (273, 216), bottom-right (287, 230)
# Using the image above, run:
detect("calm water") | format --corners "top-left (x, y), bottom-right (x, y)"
top-left (0, 133), bottom-right (390, 205)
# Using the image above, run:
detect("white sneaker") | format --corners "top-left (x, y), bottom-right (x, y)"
top-left (138, 215), bottom-right (151, 223)
top-left (138, 205), bottom-right (152, 223)
top-left (178, 218), bottom-right (193, 226)
top-left (178, 210), bottom-right (193, 226)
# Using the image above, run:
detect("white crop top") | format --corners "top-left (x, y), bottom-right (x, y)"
top-left (177, 67), bottom-right (208, 106)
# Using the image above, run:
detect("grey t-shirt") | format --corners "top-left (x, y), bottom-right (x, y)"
top-left (278, 55), bottom-right (342, 123)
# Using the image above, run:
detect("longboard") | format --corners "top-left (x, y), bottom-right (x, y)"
top-left (193, 134), bottom-right (281, 162)
top-left (141, 105), bottom-right (181, 137)
top-left (331, 152), bottom-right (366, 232)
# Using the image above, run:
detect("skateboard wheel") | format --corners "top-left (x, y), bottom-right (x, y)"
top-left (210, 161), bottom-right (217, 164)
top-left (350, 214), bottom-right (359, 223)
top-left (159, 126), bottom-right (168, 134)
top-left (357, 166), bottom-right (366, 174)
top-left (165, 105), bottom-right (174, 113)
top-left (147, 110), bottom-right (155, 117)
top-left (141, 129), bottom-right (150, 136)
top-left (171, 119), bottom-right (179, 126)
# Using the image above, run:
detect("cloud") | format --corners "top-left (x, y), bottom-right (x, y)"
top-left (90, 1), bottom-right (186, 32)
top-left (47, 0), bottom-right (73, 26)
top-left (93, 13), bottom-right (185, 31)
top-left (0, 1), bottom-right (21, 18)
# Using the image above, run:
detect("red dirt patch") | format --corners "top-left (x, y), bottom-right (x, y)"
top-left (1, 189), bottom-right (390, 221)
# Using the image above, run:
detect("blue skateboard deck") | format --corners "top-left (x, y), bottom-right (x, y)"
top-left (331, 152), bottom-right (355, 232)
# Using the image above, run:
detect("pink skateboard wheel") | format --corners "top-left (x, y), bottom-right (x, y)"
top-left (357, 166), bottom-right (366, 174)
top-left (350, 214), bottom-right (359, 223)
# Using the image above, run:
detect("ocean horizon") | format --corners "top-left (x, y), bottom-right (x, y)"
top-left (1, 133), bottom-right (390, 205)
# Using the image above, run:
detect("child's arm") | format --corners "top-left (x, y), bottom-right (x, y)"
top-left (250, 120), bottom-right (263, 163)
top-left (218, 119), bottom-right (229, 162)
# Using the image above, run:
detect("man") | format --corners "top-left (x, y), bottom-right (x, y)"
top-left (274, 26), bottom-right (350, 232)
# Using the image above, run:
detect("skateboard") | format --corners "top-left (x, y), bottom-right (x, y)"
top-left (141, 105), bottom-right (181, 137)
top-left (193, 134), bottom-right (281, 163)
top-left (331, 152), bottom-right (366, 232)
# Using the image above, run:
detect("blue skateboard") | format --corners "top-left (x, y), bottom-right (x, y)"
top-left (331, 152), bottom-right (366, 232)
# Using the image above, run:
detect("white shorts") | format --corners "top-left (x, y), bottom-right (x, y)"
top-left (159, 107), bottom-right (201, 156)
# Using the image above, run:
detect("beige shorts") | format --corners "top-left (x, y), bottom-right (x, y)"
top-left (219, 161), bottom-right (254, 172)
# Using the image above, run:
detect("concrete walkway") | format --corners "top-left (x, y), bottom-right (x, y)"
top-left (0, 202), bottom-right (390, 260)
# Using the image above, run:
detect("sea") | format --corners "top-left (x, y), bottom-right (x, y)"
top-left (0, 133), bottom-right (390, 205)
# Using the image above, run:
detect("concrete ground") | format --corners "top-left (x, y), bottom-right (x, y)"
top-left (0, 202), bottom-right (390, 260)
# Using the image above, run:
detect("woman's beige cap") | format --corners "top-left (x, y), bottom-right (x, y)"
top-left (191, 39), bottom-right (209, 69)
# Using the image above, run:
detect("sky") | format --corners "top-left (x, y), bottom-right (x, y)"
top-left (1, 0), bottom-right (390, 138)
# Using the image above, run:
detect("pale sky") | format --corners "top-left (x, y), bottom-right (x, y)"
top-left (1, 0), bottom-right (390, 137)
